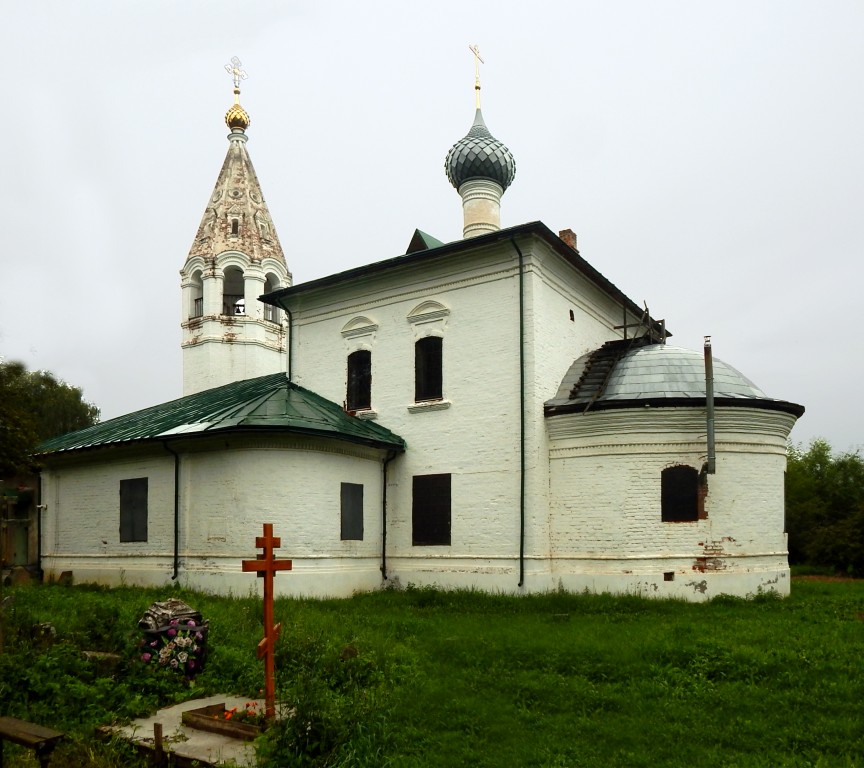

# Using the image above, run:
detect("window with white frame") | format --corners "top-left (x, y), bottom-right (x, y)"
top-left (407, 301), bottom-right (450, 406)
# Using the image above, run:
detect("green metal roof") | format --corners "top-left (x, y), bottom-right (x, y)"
top-left (405, 228), bottom-right (446, 255)
top-left (37, 373), bottom-right (406, 456)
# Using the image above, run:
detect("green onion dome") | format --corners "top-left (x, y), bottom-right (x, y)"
top-left (445, 109), bottom-right (515, 191)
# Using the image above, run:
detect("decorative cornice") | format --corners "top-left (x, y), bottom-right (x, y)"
top-left (288, 259), bottom-right (521, 327)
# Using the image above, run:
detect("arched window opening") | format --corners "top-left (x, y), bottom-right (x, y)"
top-left (263, 273), bottom-right (281, 323)
top-left (415, 336), bottom-right (443, 402)
top-left (661, 465), bottom-right (702, 522)
top-left (346, 349), bottom-right (372, 411)
top-left (222, 266), bottom-right (245, 315)
top-left (190, 270), bottom-right (203, 318)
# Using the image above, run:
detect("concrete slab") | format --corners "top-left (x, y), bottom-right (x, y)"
top-left (113, 694), bottom-right (258, 767)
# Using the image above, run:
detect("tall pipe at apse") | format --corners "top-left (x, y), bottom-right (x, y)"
top-left (704, 336), bottom-right (716, 474)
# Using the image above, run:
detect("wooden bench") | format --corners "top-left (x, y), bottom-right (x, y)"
top-left (0, 716), bottom-right (64, 768)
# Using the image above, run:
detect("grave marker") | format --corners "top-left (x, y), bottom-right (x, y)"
top-left (242, 523), bottom-right (292, 719)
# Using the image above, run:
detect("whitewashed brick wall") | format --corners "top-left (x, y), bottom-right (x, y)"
top-left (41, 437), bottom-right (390, 597)
top-left (546, 406), bottom-right (798, 599)
top-left (285, 233), bottom-right (632, 591)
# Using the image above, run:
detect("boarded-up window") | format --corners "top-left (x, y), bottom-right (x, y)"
top-left (412, 473), bottom-right (451, 546)
top-left (120, 478), bottom-right (148, 542)
top-left (346, 350), bottom-right (371, 411)
top-left (341, 482), bottom-right (364, 540)
top-left (661, 465), bottom-right (699, 522)
top-left (415, 337), bottom-right (443, 402)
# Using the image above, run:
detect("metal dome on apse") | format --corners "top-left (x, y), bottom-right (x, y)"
top-left (547, 344), bottom-right (772, 409)
top-left (445, 109), bottom-right (516, 191)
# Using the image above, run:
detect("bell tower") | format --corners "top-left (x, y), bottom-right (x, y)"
top-left (180, 58), bottom-right (291, 395)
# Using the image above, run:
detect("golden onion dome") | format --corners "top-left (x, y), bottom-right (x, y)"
top-left (225, 87), bottom-right (250, 131)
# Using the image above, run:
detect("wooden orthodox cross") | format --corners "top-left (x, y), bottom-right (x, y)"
top-left (242, 523), bottom-right (292, 719)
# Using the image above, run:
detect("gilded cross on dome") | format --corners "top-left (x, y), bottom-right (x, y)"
top-left (469, 44), bottom-right (484, 107)
top-left (223, 56), bottom-right (251, 130)
top-left (225, 56), bottom-right (248, 90)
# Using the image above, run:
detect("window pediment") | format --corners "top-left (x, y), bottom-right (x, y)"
top-left (407, 301), bottom-right (450, 325)
top-left (341, 316), bottom-right (378, 339)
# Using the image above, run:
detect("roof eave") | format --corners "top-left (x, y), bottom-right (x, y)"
top-left (544, 396), bottom-right (805, 419)
top-left (259, 221), bottom-right (668, 335)
top-left (37, 423), bottom-right (406, 461)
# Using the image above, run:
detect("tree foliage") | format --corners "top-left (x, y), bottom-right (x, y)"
top-left (0, 359), bottom-right (99, 475)
top-left (786, 438), bottom-right (864, 576)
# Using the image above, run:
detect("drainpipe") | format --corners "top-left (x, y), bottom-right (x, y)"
top-left (510, 238), bottom-right (527, 588)
top-left (162, 442), bottom-right (181, 580)
top-left (37, 474), bottom-right (44, 581)
top-left (262, 294), bottom-right (294, 382)
top-left (704, 336), bottom-right (716, 475)
top-left (380, 450), bottom-right (398, 581)
top-left (284, 305), bottom-right (294, 382)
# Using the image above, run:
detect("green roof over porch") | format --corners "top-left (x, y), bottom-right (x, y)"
top-left (36, 374), bottom-right (406, 456)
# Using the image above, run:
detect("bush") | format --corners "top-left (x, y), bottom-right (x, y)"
top-left (255, 630), bottom-right (392, 766)
top-left (786, 439), bottom-right (864, 576)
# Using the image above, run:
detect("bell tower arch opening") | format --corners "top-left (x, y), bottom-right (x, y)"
top-left (223, 265), bottom-right (245, 315)
top-left (263, 272), bottom-right (281, 323)
top-left (190, 270), bottom-right (204, 318)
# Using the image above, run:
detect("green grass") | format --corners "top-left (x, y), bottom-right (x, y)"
top-left (0, 580), bottom-right (862, 766)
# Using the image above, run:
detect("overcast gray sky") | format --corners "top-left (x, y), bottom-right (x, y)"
top-left (2, 1), bottom-right (862, 451)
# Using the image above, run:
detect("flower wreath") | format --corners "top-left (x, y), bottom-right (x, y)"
top-left (140, 618), bottom-right (209, 678)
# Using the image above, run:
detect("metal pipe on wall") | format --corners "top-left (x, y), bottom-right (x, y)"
top-left (704, 336), bottom-right (716, 475)
top-left (510, 238), bottom-right (527, 588)
top-left (162, 442), bottom-right (181, 579)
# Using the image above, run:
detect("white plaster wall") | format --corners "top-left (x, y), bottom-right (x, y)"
top-left (41, 452), bottom-right (177, 586)
top-left (546, 406), bottom-right (797, 600)
top-left (289, 243), bottom-right (525, 581)
top-left (180, 436), bottom-right (383, 559)
top-left (41, 437), bottom-right (389, 597)
top-left (518, 241), bottom-right (645, 585)
top-left (182, 321), bottom-right (286, 395)
top-left (283, 233), bottom-right (635, 591)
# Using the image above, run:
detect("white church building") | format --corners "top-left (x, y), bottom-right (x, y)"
top-left (36, 69), bottom-right (804, 601)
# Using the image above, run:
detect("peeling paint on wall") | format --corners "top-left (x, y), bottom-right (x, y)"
top-left (693, 556), bottom-right (727, 572)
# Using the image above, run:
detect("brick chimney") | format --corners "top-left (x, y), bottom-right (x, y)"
top-left (559, 228), bottom-right (577, 250)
